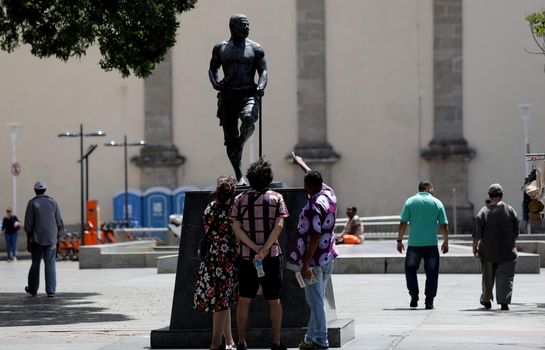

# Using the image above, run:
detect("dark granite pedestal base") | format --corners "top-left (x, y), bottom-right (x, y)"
top-left (150, 189), bottom-right (355, 349)
top-left (151, 318), bottom-right (355, 348)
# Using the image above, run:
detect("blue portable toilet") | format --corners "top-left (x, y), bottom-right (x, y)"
top-left (113, 189), bottom-right (143, 227)
top-left (143, 187), bottom-right (172, 227)
top-left (173, 185), bottom-right (200, 215)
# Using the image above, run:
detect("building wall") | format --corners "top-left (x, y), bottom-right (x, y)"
top-left (464, 0), bottom-right (545, 215)
top-left (0, 47), bottom-right (144, 223)
top-left (327, 0), bottom-right (434, 216)
top-left (0, 1), bottom-right (543, 227)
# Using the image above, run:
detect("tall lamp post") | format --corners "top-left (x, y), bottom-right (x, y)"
top-left (58, 124), bottom-right (106, 242)
top-left (79, 144), bottom-right (98, 204)
top-left (519, 103), bottom-right (532, 234)
top-left (105, 135), bottom-right (146, 227)
top-left (8, 122), bottom-right (22, 214)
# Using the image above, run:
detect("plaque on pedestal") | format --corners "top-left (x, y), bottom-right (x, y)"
top-left (151, 189), bottom-right (354, 348)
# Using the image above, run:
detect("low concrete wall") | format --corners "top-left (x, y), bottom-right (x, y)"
top-left (79, 241), bottom-right (178, 269)
top-left (157, 254), bottom-right (179, 274)
top-left (333, 253), bottom-right (540, 274)
top-left (516, 241), bottom-right (545, 267)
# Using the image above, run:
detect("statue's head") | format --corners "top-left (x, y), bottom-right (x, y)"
top-left (229, 14), bottom-right (250, 39)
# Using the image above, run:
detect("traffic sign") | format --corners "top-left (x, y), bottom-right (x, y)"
top-left (11, 162), bottom-right (21, 176)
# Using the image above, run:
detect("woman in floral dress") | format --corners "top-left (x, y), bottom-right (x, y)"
top-left (194, 176), bottom-right (239, 350)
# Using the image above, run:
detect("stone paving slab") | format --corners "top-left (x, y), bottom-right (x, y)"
top-left (1, 260), bottom-right (544, 349)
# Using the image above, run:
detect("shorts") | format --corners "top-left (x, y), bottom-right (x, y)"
top-left (217, 93), bottom-right (259, 126)
top-left (237, 255), bottom-right (283, 300)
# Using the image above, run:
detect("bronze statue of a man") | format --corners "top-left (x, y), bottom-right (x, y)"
top-left (209, 14), bottom-right (268, 184)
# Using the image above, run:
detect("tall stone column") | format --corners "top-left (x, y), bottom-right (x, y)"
top-left (422, 0), bottom-right (475, 233)
top-left (134, 51), bottom-right (185, 190)
top-left (293, 0), bottom-right (340, 183)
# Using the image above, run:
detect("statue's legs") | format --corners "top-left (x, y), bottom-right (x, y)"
top-left (238, 95), bottom-right (258, 145)
top-left (239, 117), bottom-right (255, 145)
top-left (219, 95), bottom-right (259, 182)
top-left (223, 120), bottom-right (244, 181)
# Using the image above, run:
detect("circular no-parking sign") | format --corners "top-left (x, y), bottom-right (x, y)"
top-left (11, 162), bottom-right (21, 176)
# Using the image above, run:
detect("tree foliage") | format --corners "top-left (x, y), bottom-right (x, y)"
top-left (525, 10), bottom-right (545, 54)
top-left (0, 0), bottom-right (197, 77)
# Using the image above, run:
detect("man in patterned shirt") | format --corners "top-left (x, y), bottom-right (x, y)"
top-left (231, 158), bottom-right (289, 350)
top-left (291, 153), bottom-right (338, 350)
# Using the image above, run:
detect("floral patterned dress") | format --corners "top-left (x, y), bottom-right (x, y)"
top-left (193, 201), bottom-right (239, 313)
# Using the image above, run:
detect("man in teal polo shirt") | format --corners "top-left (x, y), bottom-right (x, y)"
top-left (396, 181), bottom-right (449, 309)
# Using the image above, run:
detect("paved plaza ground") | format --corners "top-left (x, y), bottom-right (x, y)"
top-left (1, 259), bottom-right (544, 350)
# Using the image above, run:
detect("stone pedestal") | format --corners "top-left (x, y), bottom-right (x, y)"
top-left (150, 189), bottom-right (354, 348)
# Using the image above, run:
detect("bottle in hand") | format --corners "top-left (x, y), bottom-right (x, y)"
top-left (255, 259), bottom-right (265, 277)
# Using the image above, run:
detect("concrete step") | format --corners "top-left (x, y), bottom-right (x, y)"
top-left (334, 242), bottom-right (540, 274)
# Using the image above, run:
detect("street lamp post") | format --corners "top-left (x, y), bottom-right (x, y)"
top-left (79, 144), bottom-right (99, 204)
top-left (8, 122), bottom-right (22, 215)
top-left (58, 124), bottom-right (106, 242)
top-left (519, 103), bottom-right (532, 234)
top-left (105, 135), bottom-right (146, 227)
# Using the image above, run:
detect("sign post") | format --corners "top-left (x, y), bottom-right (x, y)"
top-left (8, 123), bottom-right (22, 215)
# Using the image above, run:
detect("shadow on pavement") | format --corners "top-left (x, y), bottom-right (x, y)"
top-left (460, 302), bottom-right (545, 316)
top-left (0, 292), bottom-right (133, 327)
top-left (382, 308), bottom-right (429, 311)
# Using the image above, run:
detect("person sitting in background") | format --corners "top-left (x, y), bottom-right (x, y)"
top-left (339, 206), bottom-right (363, 244)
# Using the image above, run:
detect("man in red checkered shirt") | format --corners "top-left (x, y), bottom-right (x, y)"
top-left (231, 158), bottom-right (289, 350)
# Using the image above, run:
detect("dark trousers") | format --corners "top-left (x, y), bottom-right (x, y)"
top-left (480, 259), bottom-right (516, 304)
top-left (28, 244), bottom-right (57, 295)
top-left (405, 246), bottom-right (440, 303)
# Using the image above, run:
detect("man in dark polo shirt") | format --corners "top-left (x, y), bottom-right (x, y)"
top-left (472, 183), bottom-right (519, 311)
top-left (231, 158), bottom-right (288, 350)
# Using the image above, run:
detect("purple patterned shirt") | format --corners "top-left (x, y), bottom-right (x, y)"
top-left (291, 183), bottom-right (338, 267)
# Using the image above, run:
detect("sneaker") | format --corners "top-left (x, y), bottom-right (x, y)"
top-left (12, 256), bottom-right (17, 261)
top-left (25, 286), bottom-right (36, 297)
top-left (298, 340), bottom-right (329, 349)
top-left (271, 343), bottom-right (288, 350)
top-left (236, 343), bottom-right (247, 350)
top-left (480, 300), bottom-right (491, 309)
top-left (425, 304), bottom-right (434, 310)
top-left (47, 293), bottom-right (55, 298)
top-left (410, 296), bottom-right (419, 308)
top-left (501, 303), bottom-right (509, 311)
